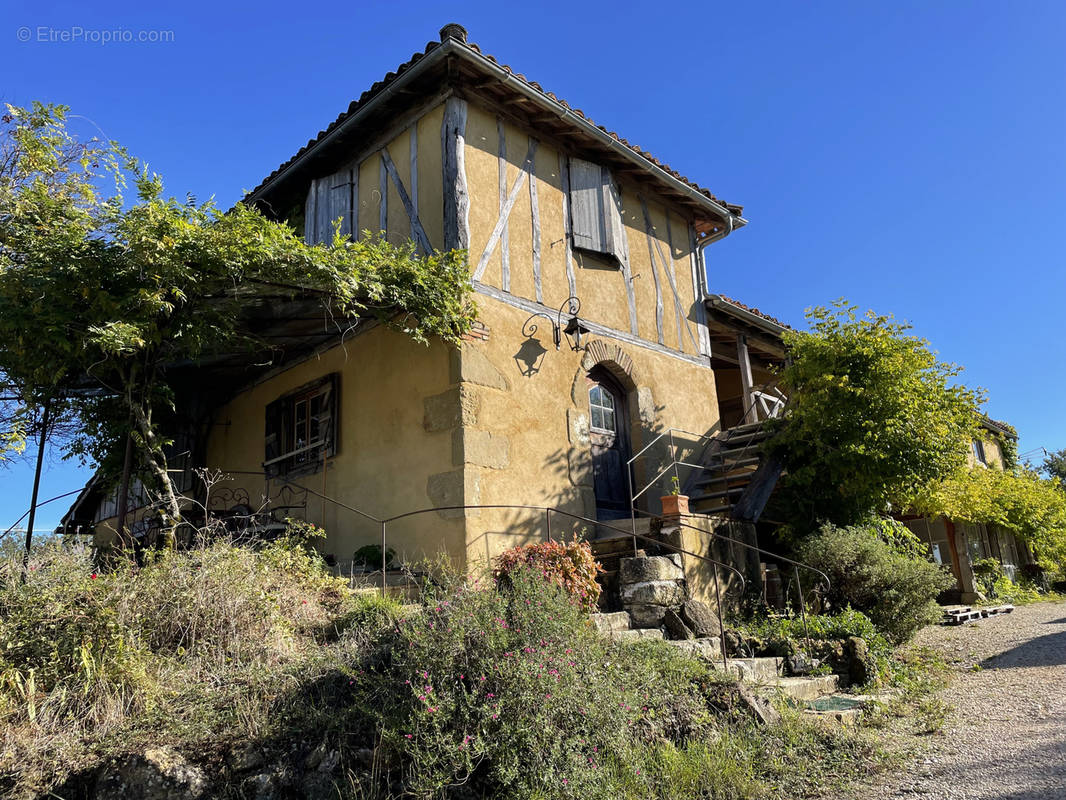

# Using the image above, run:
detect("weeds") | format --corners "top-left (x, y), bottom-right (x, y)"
top-left (0, 539), bottom-right (918, 799)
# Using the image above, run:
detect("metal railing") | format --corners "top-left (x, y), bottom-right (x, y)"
top-left (628, 507), bottom-right (829, 658)
top-left (182, 472), bottom-right (748, 671)
top-left (625, 384), bottom-right (782, 524)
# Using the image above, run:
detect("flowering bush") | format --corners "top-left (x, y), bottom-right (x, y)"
top-left (493, 539), bottom-right (603, 612)
top-left (351, 565), bottom-right (725, 798)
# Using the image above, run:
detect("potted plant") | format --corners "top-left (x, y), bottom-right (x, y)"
top-left (660, 475), bottom-right (689, 519)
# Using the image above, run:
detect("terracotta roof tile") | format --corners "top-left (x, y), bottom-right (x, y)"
top-left (247, 31), bottom-right (740, 216)
top-left (714, 295), bottom-right (791, 330)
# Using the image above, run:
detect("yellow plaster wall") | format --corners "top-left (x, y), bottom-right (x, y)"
top-left (350, 103), bottom-right (445, 250)
top-left (204, 324), bottom-right (465, 565)
top-left (965, 432), bottom-right (1006, 470)
top-left (456, 298), bottom-right (721, 570)
top-left (463, 107), bottom-right (705, 354)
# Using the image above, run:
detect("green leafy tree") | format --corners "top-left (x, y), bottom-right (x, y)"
top-left (914, 464), bottom-right (1066, 573)
top-left (768, 301), bottom-right (983, 530)
top-left (0, 103), bottom-right (476, 545)
top-left (1043, 448), bottom-right (1066, 490)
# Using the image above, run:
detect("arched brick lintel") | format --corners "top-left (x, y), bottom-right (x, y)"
top-left (570, 339), bottom-right (639, 405)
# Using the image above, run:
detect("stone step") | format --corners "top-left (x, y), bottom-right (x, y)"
top-left (721, 656), bottom-right (784, 682)
top-left (667, 637), bottom-right (722, 660)
top-left (607, 628), bottom-right (664, 642)
top-left (589, 611), bottom-right (631, 634)
top-left (763, 674), bottom-right (841, 701)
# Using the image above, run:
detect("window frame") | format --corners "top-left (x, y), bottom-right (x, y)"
top-left (588, 384), bottom-right (618, 435)
top-left (972, 438), bottom-right (987, 466)
top-left (264, 373), bottom-right (339, 477)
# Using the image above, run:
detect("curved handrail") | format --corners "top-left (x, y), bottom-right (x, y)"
top-left (382, 503), bottom-right (746, 591)
top-left (381, 502), bottom-right (743, 670)
top-left (629, 508), bottom-right (829, 591)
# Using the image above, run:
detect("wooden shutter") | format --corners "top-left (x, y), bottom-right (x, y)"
top-left (603, 172), bottom-right (627, 265)
top-left (568, 157), bottom-right (607, 253)
top-left (304, 175), bottom-right (345, 244)
top-left (329, 170), bottom-right (353, 239)
top-left (264, 396), bottom-right (288, 476)
top-left (315, 374), bottom-right (339, 458)
top-left (304, 182), bottom-right (317, 244)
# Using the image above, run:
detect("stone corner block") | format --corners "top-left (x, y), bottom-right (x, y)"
top-left (423, 385), bottom-right (480, 433)
top-left (452, 428), bottom-right (510, 469)
top-left (450, 343), bottom-right (510, 391)
top-left (620, 555), bottom-right (684, 585)
top-left (426, 469), bottom-right (480, 519)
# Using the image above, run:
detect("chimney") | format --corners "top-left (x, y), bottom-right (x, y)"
top-left (439, 23), bottom-right (468, 43)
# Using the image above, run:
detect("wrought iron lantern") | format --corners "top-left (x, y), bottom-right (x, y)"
top-left (521, 296), bottom-right (588, 352)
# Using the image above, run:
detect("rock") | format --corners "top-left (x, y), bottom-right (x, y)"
top-left (619, 555), bottom-right (684, 584)
top-left (621, 580), bottom-right (685, 607)
top-left (736, 684), bottom-right (782, 725)
top-left (96, 747), bottom-right (210, 800)
top-left (669, 637), bottom-right (722, 660)
top-left (787, 652), bottom-right (821, 676)
top-left (589, 611), bottom-right (631, 634)
top-left (681, 599), bottom-right (720, 638)
top-left (845, 636), bottom-right (875, 686)
top-left (664, 608), bottom-right (695, 640)
top-left (628, 603), bottom-right (668, 628)
top-left (245, 771), bottom-right (281, 800)
top-left (228, 745), bottom-right (265, 772)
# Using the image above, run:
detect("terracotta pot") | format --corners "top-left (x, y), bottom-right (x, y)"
top-left (660, 493), bottom-right (689, 519)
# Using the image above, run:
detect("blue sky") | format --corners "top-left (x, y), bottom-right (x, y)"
top-left (3, 0), bottom-right (1064, 532)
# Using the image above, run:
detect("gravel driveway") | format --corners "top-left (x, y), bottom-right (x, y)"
top-left (862, 600), bottom-right (1066, 800)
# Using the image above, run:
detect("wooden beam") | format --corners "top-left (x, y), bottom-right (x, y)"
top-left (442, 97), bottom-right (469, 251)
top-left (473, 138), bottom-right (536, 279)
top-left (497, 117), bottom-right (510, 292)
top-left (559, 154), bottom-right (577, 297)
top-left (737, 334), bottom-right (756, 424)
top-left (528, 137), bottom-right (543, 303)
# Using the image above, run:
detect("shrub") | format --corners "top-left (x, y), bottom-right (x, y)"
top-left (353, 565), bottom-right (724, 798)
top-left (971, 557), bottom-right (1003, 597)
top-left (493, 539), bottom-right (603, 612)
top-left (794, 522), bottom-right (954, 643)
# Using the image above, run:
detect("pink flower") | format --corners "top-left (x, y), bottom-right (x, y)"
top-left (405, 734), bottom-right (413, 739)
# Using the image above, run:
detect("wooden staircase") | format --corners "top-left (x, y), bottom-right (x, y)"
top-left (687, 421), bottom-right (774, 517)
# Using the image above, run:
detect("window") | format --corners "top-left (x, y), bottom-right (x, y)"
top-left (568, 157), bottom-right (626, 265)
top-left (588, 384), bottom-right (617, 433)
top-left (265, 374), bottom-right (338, 476)
top-left (972, 439), bottom-right (987, 466)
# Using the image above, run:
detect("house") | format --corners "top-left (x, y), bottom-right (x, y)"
top-left (63, 24), bottom-right (789, 583)
top-left (899, 417), bottom-right (1036, 604)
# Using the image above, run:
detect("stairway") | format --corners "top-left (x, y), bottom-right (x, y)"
top-left (687, 421), bottom-right (775, 518)
top-left (587, 519), bottom-right (657, 610)
top-left (589, 611), bottom-right (847, 705)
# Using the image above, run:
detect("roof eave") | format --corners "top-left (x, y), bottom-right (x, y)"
top-left (246, 39), bottom-right (744, 229)
top-left (705, 294), bottom-right (786, 337)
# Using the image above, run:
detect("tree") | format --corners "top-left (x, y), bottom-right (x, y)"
top-left (768, 301), bottom-right (983, 530)
top-left (0, 103), bottom-right (476, 547)
top-left (1043, 448), bottom-right (1066, 490)
top-left (914, 464), bottom-right (1066, 573)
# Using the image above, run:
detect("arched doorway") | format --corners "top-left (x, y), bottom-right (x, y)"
top-left (587, 366), bottom-right (631, 520)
